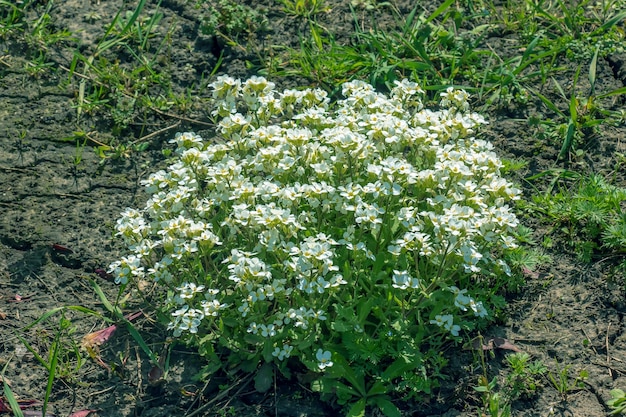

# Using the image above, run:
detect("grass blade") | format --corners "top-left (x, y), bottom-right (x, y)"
top-left (3, 382), bottom-right (25, 417)
top-left (424, 0), bottom-right (454, 24)
top-left (589, 46), bottom-right (599, 95)
top-left (2, 359), bottom-right (25, 417)
top-left (97, 0), bottom-right (147, 54)
top-left (42, 338), bottom-right (60, 417)
top-left (17, 336), bottom-right (51, 371)
top-left (598, 86), bottom-right (626, 99)
top-left (90, 279), bottom-right (160, 367)
top-left (558, 120), bottom-right (576, 160)
top-left (22, 305), bottom-right (106, 331)
top-left (592, 10), bottom-right (626, 35)
top-left (530, 88), bottom-right (564, 116)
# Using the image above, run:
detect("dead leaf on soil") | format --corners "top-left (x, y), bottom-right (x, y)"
top-left (68, 409), bottom-right (97, 417)
top-left (0, 398), bottom-right (42, 413)
top-left (492, 337), bottom-right (522, 352)
top-left (81, 325), bottom-right (118, 350)
top-left (81, 311), bottom-right (143, 370)
top-left (147, 344), bottom-right (169, 386)
top-left (81, 311), bottom-right (143, 349)
top-left (521, 266), bottom-right (540, 279)
top-left (0, 311), bottom-right (6, 319)
top-left (467, 336), bottom-right (522, 352)
top-left (21, 411), bottom-right (56, 417)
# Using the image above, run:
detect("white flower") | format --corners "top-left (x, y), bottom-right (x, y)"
top-left (316, 349), bottom-right (333, 370)
top-left (260, 324), bottom-right (277, 338)
top-left (177, 282), bottom-right (205, 300)
top-left (169, 306), bottom-right (204, 337)
top-left (247, 322), bottom-right (259, 334)
top-left (201, 299), bottom-right (228, 317)
top-left (392, 270), bottom-right (419, 290)
top-left (430, 314), bottom-right (460, 336)
top-left (272, 344), bottom-right (294, 361)
top-left (449, 286), bottom-right (472, 311)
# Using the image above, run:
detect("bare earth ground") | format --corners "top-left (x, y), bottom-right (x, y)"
top-left (0, 1), bottom-right (625, 416)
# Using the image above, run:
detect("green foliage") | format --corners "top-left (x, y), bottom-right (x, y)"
top-left (62, 0), bottom-right (214, 157)
top-left (2, 359), bottom-right (25, 417)
top-left (474, 376), bottom-right (511, 417)
top-left (0, 0), bottom-right (73, 47)
top-left (546, 361), bottom-right (588, 399)
top-left (608, 388), bottom-right (626, 415)
top-left (110, 77), bottom-right (524, 415)
top-left (528, 172), bottom-right (626, 266)
top-left (278, 0), bottom-right (330, 18)
top-left (19, 310), bottom-right (89, 416)
top-left (194, 0), bottom-right (267, 39)
top-left (523, 0), bottom-right (626, 61)
top-left (0, 0), bottom-right (29, 38)
top-left (267, 0), bottom-right (626, 122)
top-left (505, 352), bottom-right (546, 399)
top-left (474, 352), bottom-right (546, 416)
top-left (269, 0), bottom-right (486, 94)
top-left (529, 62), bottom-right (626, 161)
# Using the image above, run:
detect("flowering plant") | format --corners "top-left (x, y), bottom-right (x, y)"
top-left (109, 75), bottom-right (521, 414)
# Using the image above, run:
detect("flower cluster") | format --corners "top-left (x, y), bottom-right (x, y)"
top-left (110, 76), bottom-right (520, 386)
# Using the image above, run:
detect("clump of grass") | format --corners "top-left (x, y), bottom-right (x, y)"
top-left (278, 0), bottom-right (330, 18)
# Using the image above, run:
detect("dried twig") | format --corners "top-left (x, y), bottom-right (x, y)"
top-left (607, 322), bottom-right (612, 378)
top-left (185, 373), bottom-right (253, 417)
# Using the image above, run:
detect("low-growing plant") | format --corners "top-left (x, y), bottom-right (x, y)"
top-left (17, 306), bottom-right (104, 416)
top-left (0, 0), bottom-right (29, 39)
top-left (474, 351), bottom-right (545, 416)
top-left (608, 388), bottom-right (626, 415)
top-left (546, 361), bottom-right (588, 400)
top-left (278, 0), bottom-right (330, 19)
top-left (194, 0), bottom-right (267, 41)
top-left (505, 352), bottom-right (546, 399)
top-left (109, 76), bottom-right (523, 415)
top-left (474, 375), bottom-right (511, 417)
top-left (526, 171), bottom-right (626, 268)
top-left (2, 358), bottom-right (25, 417)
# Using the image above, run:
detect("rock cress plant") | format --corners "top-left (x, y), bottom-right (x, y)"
top-left (109, 76), bottom-right (521, 402)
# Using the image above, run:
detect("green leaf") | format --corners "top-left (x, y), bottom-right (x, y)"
top-left (558, 120), bottom-right (576, 160)
top-left (17, 336), bottom-right (49, 371)
top-left (598, 86), bottom-right (626, 99)
top-left (331, 320), bottom-right (351, 332)
top-left (254, 362), bottom-right (273, 393)
top-left (568, 92), bottom-right (578, 123)
top-left (357, 297), bottom-right (377, 326)
top-left (373, 397), bottom-right (402, 417)
top-left (424, 0), bottom-right (454, 25)
top-left (90, 279), bottom-right (159, 367)
top-left (366, 380), bottom-right (388, 397)
top-left (21, 305), bottom-right (105, 330)
top-left (2, 381), bottom-right (24, 417)
top-left (381, 355), bottom-right (420, 380)
top-left (346, 398), bottom-right (366, 417)
top-left (311, 378), bottom-right (359, 397)
top-left (2, 360), bottom-right (24, 417)
top-left (592, 10), bottom-right (626, 35)
top-left (588, 47), bottom-right (599, 95)
top-left (531, 87), bottom-right (564, 117)
top-left (327, 353), bottom-right (366, 396)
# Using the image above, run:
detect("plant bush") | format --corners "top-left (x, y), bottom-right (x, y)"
top-left (109, 76), bottom-right (521, 413)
